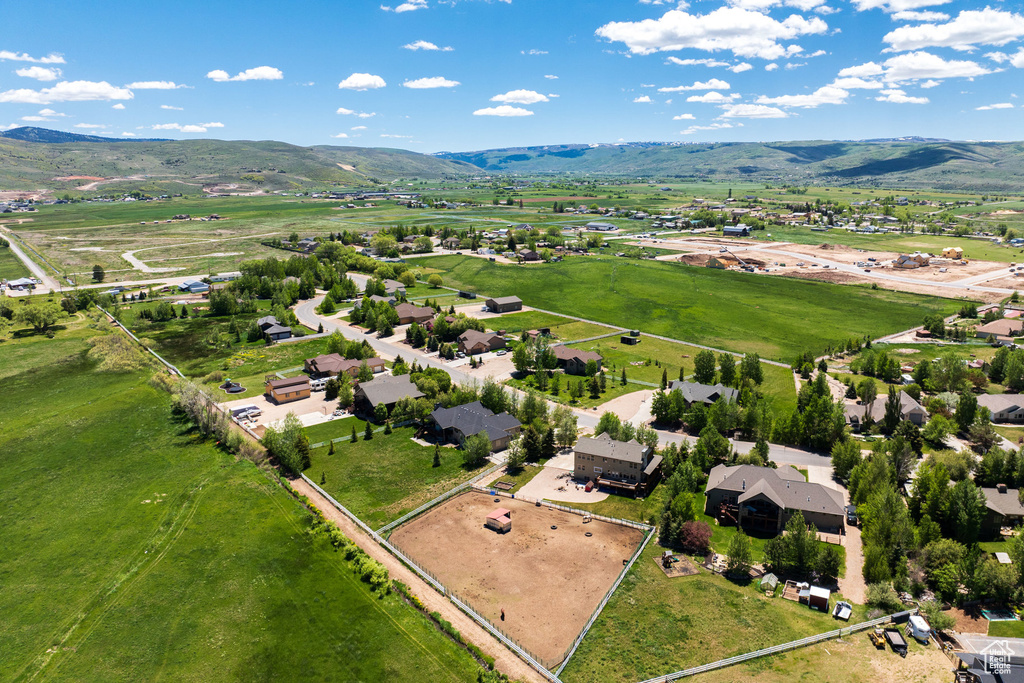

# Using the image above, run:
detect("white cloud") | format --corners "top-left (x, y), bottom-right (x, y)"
top-left (111, 103), bottom-right (125, 109)
top-left (785, 62), bottom-right (807, 69)
top-left (875, 88), bottom-right (929, 103)
top-left (0, 80), bottom-right (133, 104)
top-left (206, 66), bottom-right (283, 82)
top-left (920, 79), bottom-right (942, 87)
top-left (521, 49), bottom-right (548, 55)
top-left (673, 113), bottom-right (696, 119)
top-left (402, 76), bottom-right (460, 88)
top-left (403, 40), bottom-right (452, 51)
top-left (160, 104), bottom-right (184, 110)
top-left (765, 63), bottom-right (779, 71)
top-left (758, 84), bottom-right (848, 107)
top-left (331, 133), bottom-right (349, 138)
top-left (21, 115), bottom-right (51, 121)
top-left (719, 103), bottom-right (788, 118)
top-left (380, 133), bottom-right (413, 138)
top-left (831, 76), bottom-right (882, 89)
top-left (634, 95), bottom-right (653, 102)
top-left (0, 51), bottom-right (65, 64)
top-left (490, 89), bottom-right (549, 104)
top-left (595, 7), bottom-right (829, 60)
top-left (852, 0), bottom-right (952, 12)
top-left (838, 61), bottom-right (884, 77)
top-left (152, 122), bottom-right (223, 133)
top-left (382, 0), bottom-right (428, 12)
top-left (15, 66), bottom-right (61, 81)
top-left (891, 10), bottom-right (948, 21)
top-left (807, 49), bottom-right (827, 57)
top-left (472, 105), bottom-right (534, 116)
top-left (74, 123), bottom-right (106, 129)
top-left (0, 123), bottom-right (19, 131)
top-left (336, 107), bottom-right (376, 118)
top-left (882, 50), bottom-right (992, 82)
top-left (121, 132), bottom-right (135, 137)
top-left (729, 62), bottom-right (754, 72)
top-left (200, 122), bottom-right (224, 128)
top-left (666, 56), bottom-right (731, 67)
top-left (338, 73), bottom-right (387, 90)
top-left (351, 125), bottom-right (368, 130)
top-left (686, 91), bottom-right (740, 102)
top-left (544, 74), bottom-right (559, 79)
top-left (658, 78), bottom-right (731, 92)
top-left (883, 8), bottom-right (1024, 52)
top-left (681, 122), bottom-right (735, 134)
top-left (976, 102), bottom-right (1014, 110)
top-left (815, 5), bottom-right (839, 14)
top-left (126, 80), bottom-right (187, 89)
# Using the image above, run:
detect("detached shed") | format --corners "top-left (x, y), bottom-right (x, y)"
top-left (808, 586), bottom-right (830, 612)
top-left (485, 508), bottom-right (512, 533)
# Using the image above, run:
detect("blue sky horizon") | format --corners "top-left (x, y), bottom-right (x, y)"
top-left (2, 0), bottom-right (1022, 153)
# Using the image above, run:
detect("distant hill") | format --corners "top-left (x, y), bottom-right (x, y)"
top-left (0, 127), bottom-right (477, 193)
top-left (435, 140), bottom-right (1024, 192)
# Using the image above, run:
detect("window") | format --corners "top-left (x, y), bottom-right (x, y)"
top-left (594, 467), bottom-right (603, 474)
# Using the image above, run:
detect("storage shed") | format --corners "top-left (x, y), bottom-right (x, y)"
top-left (485, 508), bottom-right (512, 533)
top-left (808, 586), bottom-right (830, 612)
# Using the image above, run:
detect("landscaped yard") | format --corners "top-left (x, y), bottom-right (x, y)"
top-left (0, 326), bottom-right (482, 682)
top-left (424, 256), bottom-right (958, 361)
top-left (988, 620), bottom-right (1024, 638)
top-left (304, 426), bottom-right (488, 529)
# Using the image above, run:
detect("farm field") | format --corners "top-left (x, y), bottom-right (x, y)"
top-left (389, 491), bottom-right (647, 669)
top-left (424, 256), bottom-right (958, 361)
top-left (485, 310), bottom-right (620, 342)
top-left (560, 541), bottom-right (863, 683)
top-left (0, 328), bottom-right (482, 683)
top-left (0, 245), bottom-right (30, 280)
top-left (303, 426), bottom-right (487, 529)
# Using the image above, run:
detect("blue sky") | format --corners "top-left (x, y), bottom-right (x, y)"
top-left (1, 0), bottom-right (1022, 152)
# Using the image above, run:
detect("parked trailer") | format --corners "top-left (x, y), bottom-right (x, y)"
top-left (884, 628), bottom-right (908, 657)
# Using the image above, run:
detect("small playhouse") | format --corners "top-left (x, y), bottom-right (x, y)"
top-left (486, 508), bottom-right (512, 534)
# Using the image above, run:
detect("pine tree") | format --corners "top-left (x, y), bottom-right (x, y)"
top-left (384, 420), bottom-right (392, 435)
top-left (661, 368), bottom-right (668, 390)
top-left (621, 368), bottom-right (627, 386)
top-left (351, 424), bottom-right (358, 442)
top-left (364, 421), bottom-right (374, 440)
top-left (679, 366), bottom-right (685, 382)
top-left (433, 443), bottom-right (441, 467)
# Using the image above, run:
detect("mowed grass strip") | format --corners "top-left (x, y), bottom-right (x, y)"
top-left (0, 339), bottom-right (480, 682)
top-left (0, 245), bottom-right (31, 279)
top-left (304, 425), bottom-right (486, 529)
top-left (425, 256), bottom-right (958, 361)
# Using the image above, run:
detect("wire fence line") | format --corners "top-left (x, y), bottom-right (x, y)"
top-left (634, 609), bottom-right (917, 683)
top-left (477, 488), bottom-right (654, 533)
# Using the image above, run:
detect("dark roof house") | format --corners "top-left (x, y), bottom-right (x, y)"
top-left (485, 296), bottom-right (522, 313)
top-left (429, 401), bottom-right (522, 451)
top-left (667, 381), bottom-right (739, 405)
top-left (353, 374), bottom-right (425, 416)
top-left (551, 345), bottom-right (602, 375)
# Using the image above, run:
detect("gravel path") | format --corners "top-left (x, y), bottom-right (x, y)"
top-left (289, 477), bottom-right (546, 683)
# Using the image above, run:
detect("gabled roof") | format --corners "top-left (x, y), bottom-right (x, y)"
top-left (667, 381), bottom-right (738, 405)
top-left (574, 433), bottom-right (650, 464)
top-left (354, 374), bottom-right (425, 407)
top-left (486, 295), bottom-right (522, 306)
top-left (551, 345), bottom-right (602, 364)
top-left (458, 329), bottom-right (503, 347)
top-left (264, 324), bottom-right (291, 335)
top-left (706, 464), bottom-right (845, 517)
top-left (430, 401), bottom-right (521, 442)
top-left (977, 319), bottom-right (1024, 336)
top-left (844, 390), bottom-right (926, 423)
top-left (257, 315), bottom-right (279, 328)
top-left (266, 376), bottom-right (309, 391)
top-left (981, 487), bottom-right (1024, 518)
top-left (978, 393), bottom-right (1024, 414)
top-left (394, 302), bottom-right (434, 320)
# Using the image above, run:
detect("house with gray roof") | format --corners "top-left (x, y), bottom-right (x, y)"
top-left (980, 484), bottom-right (1024, 539)
top-left (573, 433), bottom-right (662, 496)
top-left (353, 374), bottom-right (425, 417)
top-left (457, 329), bottom-right (506, 355)
top-left (551, 345), bottom-right (602, 375)
top-left (428, 401), bottom-right (521, 451)
top-left (383, 279), bottom-right (406, 296)
top-left (843, 390), bottom-right (927, 431)
top-left (485, 296), bottom-right (522, 313)
top-left (667, 381), bottom-right (739, 405)
top-left (978, 394), bottom-right (1024, 423)
top-left (705, 464), bottom-right (845, 533)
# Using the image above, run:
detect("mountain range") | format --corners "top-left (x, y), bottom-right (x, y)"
top-left (2, 127), bottom-right (1023, 193)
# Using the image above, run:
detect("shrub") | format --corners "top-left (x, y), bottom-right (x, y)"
top-left (866, 583), bottom-right (902, 613)
top-left (204, 370), bottom-right (225, 384)
top-left (87, 334), bottom-right (152, 373)
top-left (678, 520), bottom-right (712, 554)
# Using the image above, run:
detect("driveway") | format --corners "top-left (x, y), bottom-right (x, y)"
top-left (222, 392), bottom-right (340, 428)
top-left (516, 465), bottom-right (610, 504)
top-left (954, 634), bottom-right (1024, 657)
top-left (805, 467), bottom-right (865, 604)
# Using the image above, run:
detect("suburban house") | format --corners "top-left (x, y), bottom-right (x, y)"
top-left (551, 345), bottom-right (602, 375)
top-left (980, 484), bottom-right (1024, 539)
top-left (442, 236), bottom-right (461, 249)
top-left (304, 353), bottom-right (385, 378)
top-left (383, 279), bottom-right (406, 296)
top-left (457, 329), bottom-right (506, 355)
top-left (722, 225), bottom-right (750, 237)
top-left (354, 294), bottom-right (397, 309)
top-left (978, 394), bottom-right (1024, 423)
top-left (256, 316), bottom-right (292, 341)
top-left (585, 222), bottom-right (617, 231)
top-left (178, 279), bottom-right (209, 294)
top-left (704, 464), bottom-right (846, 533)
top-left (573, 433), bottom-right (662, 496)
top-left (485, 296), bottom-right (523, 313)
top-left (264, 376), bottom-right (311, 404)
top-left (943, 246), bottom-right (964, 259)
top-left (976, 319), bottom-right (1024, 339)
top-left (518, 249), bottom-right (541, 262)
top-left (843, 390), bottom-right (928, 430)
top-left (394, 302), bottom-right (435, 325)
top-left (353, 374), bottom-right (425, 416)
top-left (893, 253), bottom-right (932, 269)
top-left (428, 401), bottom-right (522, 451)
top-left (667, 381), bottom-right (739, 405)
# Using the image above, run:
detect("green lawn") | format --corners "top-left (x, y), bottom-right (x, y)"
top-left (0, 330), bottom-right (481, 682)
top-left (424, 256), bottom-right (958, 361)
top-left (485, 310), bottom-right (617, 341)
top-left (304, 426), bottom-right (486, 529)
top-left (506, 372), bottom-right (642, 410)
top-left (560, 541), bottom-right (864, 683)
top-left (0, 245), bottom-right (31, 279)
top-left (989, 620), bottom-right (1024, 637)
top-left (484, 462), bottom-right (548, 493)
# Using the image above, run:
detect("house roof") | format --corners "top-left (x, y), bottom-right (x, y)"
top-left (430, 401), bottom-right (521, 442)
top-left (394, 302), bottom-right (434, 320)
top-left (844, 390), bottom-right (926, 423)
top-left (383, 279), bottom-right (405, 293)
top-left (264, 324), bottom-right (291, 335)
top-left (981, 487), bottom-right (1024, 518)
top-left (266, 376), bottom-right (309, 391)
top-left (487, 508), bottom-right (511, 520)
top-left (706, 464), bottom-right (845, 517)
top-left (354, 374), bottom-right (425, 407)
top-left (458, 329), bottom-right (503, 348)
top-left (977, 319), bottom-right (1024, 336)
top-left (978, 393), bottom-right (1024, 415)
top-left (667, 381), bottom-right (739, 405)
top-left (574, 433), bottom-right (650, 464)
top-left (257, 315), bottom-right (279, 328)
top-left (307, 353), bottom-right (347, 374)
top-left (486, 296), bottom-right (522, 306)
top-left (551, 345), bottom-right (602, 365)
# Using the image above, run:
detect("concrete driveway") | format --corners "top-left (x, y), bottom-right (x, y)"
top-left (517, 465), bottom-right (609, 504)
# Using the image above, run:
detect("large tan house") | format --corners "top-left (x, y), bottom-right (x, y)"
top-left (843, 390), bottom-right (927, 431)
top-left (457, 329), bottom-right (506, 355)
top-left (573, 433), bottom-right (662, 496)
top-left (265, 376), bottom-right (311, 404)
top-left (304, 354), bottom-right (386, 378)
top-left (705, 464), bottom-right (845, 533)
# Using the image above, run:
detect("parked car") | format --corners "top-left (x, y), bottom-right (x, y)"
top-left (496, 350), bottom-right (507, 356)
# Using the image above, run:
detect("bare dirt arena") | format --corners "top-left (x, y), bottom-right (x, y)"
top-left (388, 491), bottom-right (645, 667)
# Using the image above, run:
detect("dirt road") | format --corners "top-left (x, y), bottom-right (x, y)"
top-left (289, 477), bottom-right (546, 683)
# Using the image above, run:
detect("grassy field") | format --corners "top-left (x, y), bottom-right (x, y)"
top-left (988, 620), bottom-right (1024, 638)
top-left (424, 256), bottom-right (959, 361)
top-left (0, 245), bottom-right (31, 279)
top-left (0, 328), bottom-right (482, 682)
top-left (304, 426), bottom-right (487, 529)
top-left (486, 310), bottom-right (618, 341)
top-left (560, 541), bottom-right (864, 683)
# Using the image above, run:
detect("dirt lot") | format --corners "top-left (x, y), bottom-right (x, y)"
top-left (388, 490), bottom-right (645, 667)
